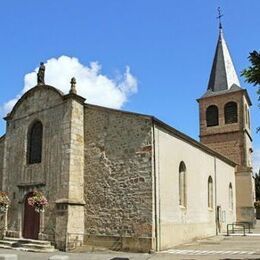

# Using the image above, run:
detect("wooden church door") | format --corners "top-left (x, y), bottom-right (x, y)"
top-left (23, 192), bottom-right (40, 239)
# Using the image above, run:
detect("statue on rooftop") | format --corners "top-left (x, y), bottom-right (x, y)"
top-left (37, 62), bottom-right (45, 85)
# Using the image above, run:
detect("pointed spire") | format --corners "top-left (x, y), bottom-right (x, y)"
top-left (207, 12), bottom-right (241, 92)
top-left (70, 77), bottom-right (77, 94)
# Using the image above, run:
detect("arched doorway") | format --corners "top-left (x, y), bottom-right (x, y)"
top-left (23, 192), bottom-right (40, 239)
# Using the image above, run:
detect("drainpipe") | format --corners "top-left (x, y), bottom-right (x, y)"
top-left (214, 157), bottom-right (218, 235)
top-left (152, 118), bottom-right (159, 251)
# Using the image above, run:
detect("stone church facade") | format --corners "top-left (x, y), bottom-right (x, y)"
top-left (0, 27), bottom-right (255, 252)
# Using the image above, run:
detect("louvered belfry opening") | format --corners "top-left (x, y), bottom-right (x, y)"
top-left (206, 105), bottom-right (219, 127)
top-left (224, 102), bottom-right (238, 124)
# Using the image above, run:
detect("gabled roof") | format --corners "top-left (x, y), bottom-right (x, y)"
top-left (207, 28), bottom-right (241, 93)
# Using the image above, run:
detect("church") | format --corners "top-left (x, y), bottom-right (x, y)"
top-left (0, 25), bottom-right (255, 252)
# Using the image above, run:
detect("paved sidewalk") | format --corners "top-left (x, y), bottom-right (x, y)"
top-left (1, 235), bottom-right (260, 260)
top-left (1, 221), bottom-right (260, 260)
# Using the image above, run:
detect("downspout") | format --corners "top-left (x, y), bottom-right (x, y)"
top-left (214, 156), bottom-right (218, 235)
top-left (152, 118), bottom-right (159, 251)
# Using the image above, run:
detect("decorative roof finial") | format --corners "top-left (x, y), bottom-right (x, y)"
top-left (70, 77), bottom-right (77, 94)
top-left (37, 62), bottom-right (45, 85)
top-left (217, 7), bottom-right (223, 30)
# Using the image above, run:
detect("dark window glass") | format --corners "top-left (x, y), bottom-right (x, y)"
top-left (208, 176), bottom-right (213, 208)
top-left (247, 109), bottom-right (250, 129)
top-left (206, 105), bottom-right (219, 127)
top-left (179, 161), bottom-right (186, 207)
top-left (224, 102), bottom-right (238, 124)
top-left (28, 121), bottom-right (43, 164)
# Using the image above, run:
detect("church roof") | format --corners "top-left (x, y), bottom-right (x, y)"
top-left (207, 28), bottom-right (241, 93)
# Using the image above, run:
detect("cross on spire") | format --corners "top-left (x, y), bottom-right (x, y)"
top-left (217, 7), bottom-right (223, 29)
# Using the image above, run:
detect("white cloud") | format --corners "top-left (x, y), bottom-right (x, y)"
top-left (2, 55), bottom-right (138, 114)
top-left (253, 148), bottom-right (260, 173)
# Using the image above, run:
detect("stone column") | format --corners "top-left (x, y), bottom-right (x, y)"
top-left (3, 207), bottom-right (8, 236)
top-left (55, 92), bottom-right (85, 251)
top-left (38, 210), bottom-right (45, 240)
top-left (17, 203), bottom-right (22, 238)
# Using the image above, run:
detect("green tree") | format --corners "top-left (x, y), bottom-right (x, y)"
top-left (241, 50), bottom-right (260, 132)
top-left (255, 170), bottom-right (260, 201)
top-left (242, 50), bottom-right (260, 86)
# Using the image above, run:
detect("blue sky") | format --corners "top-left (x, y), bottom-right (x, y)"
top-left (0, 0), bottom-right (259, 171)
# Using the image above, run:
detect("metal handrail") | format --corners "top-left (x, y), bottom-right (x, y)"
top-left (227, 223), bottom-right (246, 236)
top-left (233, 221), bottom-right (252, 233)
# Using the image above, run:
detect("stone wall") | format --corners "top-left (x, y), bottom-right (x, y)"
top-left (55, 95), bottom-right (85, 250)
top-left (3, 86), bottom-right (68, 239)
top-left (84, 105), bottom-right (153, 251)
top-left (0, 136), bottom-right (4, 190)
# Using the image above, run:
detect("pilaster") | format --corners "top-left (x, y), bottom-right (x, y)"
top-left (55, 93), bottom-right (85, 250)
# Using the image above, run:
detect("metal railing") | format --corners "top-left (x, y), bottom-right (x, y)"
top-left (233, 221), bottom-right (252, 233)
top-left (227, 223), bottom-right (246, 236)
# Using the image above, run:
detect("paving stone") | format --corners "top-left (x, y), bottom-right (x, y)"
top-left (0, 254), bottom-right (17, 260)
top-left (49, 256), bottom-right (69, 260)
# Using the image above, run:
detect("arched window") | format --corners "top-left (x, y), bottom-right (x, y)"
top-left (247, 109), bottom-right (251, 129)
top-left (208, 176), bottom-right (213, 209)
top-left (206, 105), bottom-right (219, 127)
top-left (229, 183), bottom-right (233, 210)
top-left (179, 162), bottom-right (186, 207)
top-left (224, 102), bottom-right (238, 124)
top-left (28, 121), bottom-right (43, 164)
top-left (245, 106), bottom-right (248, 125)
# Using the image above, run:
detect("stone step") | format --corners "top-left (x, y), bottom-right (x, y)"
top-left (3, 237), bottom-right (51, 246)
top-left (13, 247), bottom-right (57, 253)
top-left (0, 237), bottom-right (57, 253)
top-left (0, 241), bottom-right (16, 246)
top-left (0, 244), bottom-right (12, 250)
top-left (22, 243), bottom-right (55, 249)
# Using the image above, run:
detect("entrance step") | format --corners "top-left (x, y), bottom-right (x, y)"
top-left (0, 240), bottom-right (16, 247)
top-left (3, 237), bottom-right (51, 245)
top-left (0, 237), bottom-right (56, 253)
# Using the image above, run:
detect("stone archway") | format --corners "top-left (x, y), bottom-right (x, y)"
top-left (23, 192), bottom-right (40, 239)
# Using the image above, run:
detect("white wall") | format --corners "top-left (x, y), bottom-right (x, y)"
top-left (215, 158), bottom-right (236, 232)
top-left (154, 125), bottom-right (236, 250)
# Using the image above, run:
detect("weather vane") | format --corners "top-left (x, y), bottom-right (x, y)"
top-left (217, 7), bottom-right (223, 29)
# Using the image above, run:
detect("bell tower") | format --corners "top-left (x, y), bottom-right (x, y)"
top-left (198, 25), bottom-right (255, 224)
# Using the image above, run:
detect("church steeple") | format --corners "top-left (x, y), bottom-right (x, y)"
top-left (207, 27), bottom-right (241, 92)
top-left (198, 15), bottom-right (255, 225)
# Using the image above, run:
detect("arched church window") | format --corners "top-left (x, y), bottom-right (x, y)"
top-left (229, 183), bottom-right (233, 210)
top-left (208, 176), bottom-right (213, 209)
top-left (224, 102), bottom-right (238, 124)
top-left (179, 161), bottom-right (186, 207)
top-left (206, 105), bottom-right (219, 127)
top-left (28, 121), bottom-right (43, 164)
top-left (245, 106), bottom-right (248, 125)
top-left (247, 109), bottom-right (250, 129)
